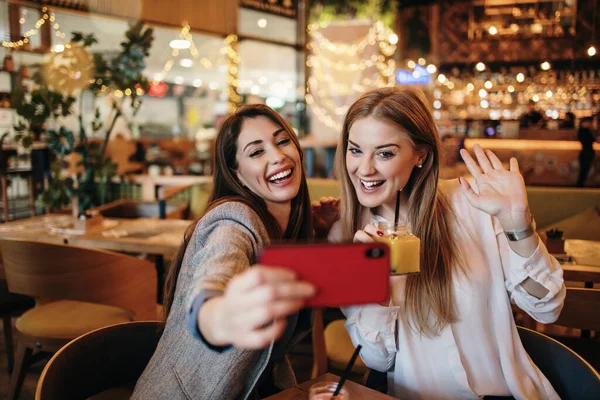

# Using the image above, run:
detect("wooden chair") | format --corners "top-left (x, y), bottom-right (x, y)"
top-left (0, 239), bottom-right (158, 400)
top-left (36, 321), bottom-right (162, 400)
top-left (550, 287), bottom-right (600, 371)
top-left (0, 249), bottom-right (34, 373)
top-left (105, 135), bottom-right (145, 176)
top-left (311, 308), bottom-right (368, 379)
top-left (157, 138), bottom-right (197, 175)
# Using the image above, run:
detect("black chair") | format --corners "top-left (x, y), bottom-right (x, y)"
top-left (518, 326), bottom-right (600, 399)
top-left (36, 321), bottom-right (162, 400)
top-left (365, 326), bottom-right (600, 399)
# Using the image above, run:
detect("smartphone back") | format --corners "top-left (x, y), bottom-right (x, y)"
top-left (259, 242), bottom-right (389, 307)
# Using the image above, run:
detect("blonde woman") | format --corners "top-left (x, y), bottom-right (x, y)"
top-left (329, 87), bottom-right (565, 400)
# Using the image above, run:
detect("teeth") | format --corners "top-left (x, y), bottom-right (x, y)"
top-left (268, 169), bottom-right (292, 182)
top-left (361, 179), bottom-right (384, 188)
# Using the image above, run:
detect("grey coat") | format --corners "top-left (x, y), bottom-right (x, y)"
top-left (132, 202), bottom-right (311, 400)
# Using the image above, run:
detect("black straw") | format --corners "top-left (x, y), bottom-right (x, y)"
top-left (394, 190), bottom-right (401, 228)
top-left (332, 344), bottom-right (362, 398)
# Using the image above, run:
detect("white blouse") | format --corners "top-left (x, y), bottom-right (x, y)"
top-left (331, 179), bottom-right (566, 400)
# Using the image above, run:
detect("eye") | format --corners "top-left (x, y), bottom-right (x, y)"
top-left (377, 151), bottom-right (395, 159)
top-left (348, 147), bottom-right (361, 155)
top-left (249, 149), bottom-right (264, 158)
top-left (276, 138), bottom-right (291, 146)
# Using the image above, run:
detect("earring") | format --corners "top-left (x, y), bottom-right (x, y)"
top-left (417, 164), bottom-right (422, 168)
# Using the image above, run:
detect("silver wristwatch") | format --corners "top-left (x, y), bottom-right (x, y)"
top-left (504, 224), bottom-right (535, 241)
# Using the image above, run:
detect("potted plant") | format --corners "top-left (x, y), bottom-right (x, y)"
top-left (11, 21), bottom-right (154, 216)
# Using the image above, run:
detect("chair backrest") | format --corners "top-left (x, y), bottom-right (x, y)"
top-left (517, 326), bottom-right (600, 399)
top-left (105, 135), bottom-right (141, 175)
top-left (554, 288), bottom-right (600, 331)
top-left (36, 321), bottom-right (162, 400)
top-left (0, 239), bottom-right (157, 320)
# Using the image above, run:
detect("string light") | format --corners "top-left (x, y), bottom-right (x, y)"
top-left (306, 21), bottom-right (397, 130)
top-left (154, 23), bottom-right (219, 84)
top-left (224, 34), bottom-right (241, 113)
top-left (3, 8), bottom-right (65, 49)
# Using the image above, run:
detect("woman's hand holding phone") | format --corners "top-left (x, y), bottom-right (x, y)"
top-left (199, 266), bottom-right (316, 350)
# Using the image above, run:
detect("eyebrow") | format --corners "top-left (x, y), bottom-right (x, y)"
top-left (348, 140), bottom-right (399, 150)
top-left (243, 128), bottom-right (287, 152)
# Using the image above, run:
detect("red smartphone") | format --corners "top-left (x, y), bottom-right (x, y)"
top-left (259, 242), bottom-right (389, 307)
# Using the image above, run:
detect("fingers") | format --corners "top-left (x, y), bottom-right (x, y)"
top-left (362, 223), bottom-right (381, 237)
top-left (246, 280), bottom-right (316, 307)
top-left (458, 176), bottom-right (480, 208)
top-left (459, 148), bottom-right (482, 179)
top-left (473, 144), bottom-right (493, 173)
top-left (509, 157), bottom-right (520, 173)
top-left (486, 149), bottom-right (504, 170)
top-left (353, 230), bottom-right (375, 243)
top-left (229, 267), bottom-right (297, 294)
top-left (237, 319), bottom-right (287, 350)
top-left (319, 196), bottom-right (339, 205)
top-left (237, 298), bottom-right (305, 331)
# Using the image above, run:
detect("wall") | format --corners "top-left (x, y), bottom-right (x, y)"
top-left (141, 0), bottom-right (239, 36)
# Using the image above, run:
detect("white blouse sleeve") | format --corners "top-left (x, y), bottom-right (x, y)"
top-left (341, 304), bottom-right (399, 372)
top-left (498, 233), bottom-right (566, 323)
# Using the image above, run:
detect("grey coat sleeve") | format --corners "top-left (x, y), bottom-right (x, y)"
top-left (184, 202), bottom-right (270, 339)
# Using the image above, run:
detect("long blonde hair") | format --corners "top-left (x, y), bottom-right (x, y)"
top-left (336, 87), bottom-right (461, 337)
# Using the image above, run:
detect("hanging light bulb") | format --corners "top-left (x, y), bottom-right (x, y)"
top-left (540, 61), bottom-right (551, 71)
top-left (516, 73), bottom-right (525, 82)
top-left (475, 62), bottom-right (486, 72)
top-left (588, 45), bottom-right (597, 57)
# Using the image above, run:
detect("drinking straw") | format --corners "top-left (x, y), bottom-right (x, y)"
top-left (394, 190), bottom-right (401, 229)
top-left (331, 344), bottom-right (362, 398)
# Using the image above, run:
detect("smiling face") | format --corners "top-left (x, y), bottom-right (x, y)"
top-left (235, 116), bottom-right (302, 208)
top-left (346, 116), bottom-right (425, 219)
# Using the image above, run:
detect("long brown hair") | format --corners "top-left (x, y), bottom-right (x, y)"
top-left (163, 104), bottom-right (313, 320)
top-left (336, 87), bottom-right (461, 337)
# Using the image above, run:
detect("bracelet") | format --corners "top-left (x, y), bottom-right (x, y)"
top-left (504, 223), bottom-right (535, 241)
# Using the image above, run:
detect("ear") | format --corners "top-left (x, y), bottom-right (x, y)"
top-left (417, 149), bottom-right (428, 166)
top-left (234, 168), bottom-right (248, 187)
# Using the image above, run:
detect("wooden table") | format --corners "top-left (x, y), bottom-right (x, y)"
top-left (563, 239), bottom-right (600, 286)
top-left (265, 373), bottom-right (398, 399)
top-left (127, 174), bottom-right (212, 201)
top-left (0, 214), bottom-right (191, 256)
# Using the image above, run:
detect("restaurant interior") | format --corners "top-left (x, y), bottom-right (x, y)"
top-left (0, 0), bottom-right (599, 399)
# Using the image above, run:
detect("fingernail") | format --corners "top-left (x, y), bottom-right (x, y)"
top-left (377, 231), bottom-right (384, 237)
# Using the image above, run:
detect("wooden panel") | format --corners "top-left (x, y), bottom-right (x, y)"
top-left (141, 0), bottom-right (239, 36)
top-left (555, 288), bottom-right (600, 331)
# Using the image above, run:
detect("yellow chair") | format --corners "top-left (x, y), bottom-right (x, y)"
top-left (311, 308), bottom-right (368, 379)
top-left (0, 239), bottom-right (158, 400)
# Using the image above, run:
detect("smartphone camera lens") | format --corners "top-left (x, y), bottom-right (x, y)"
top-left (366, 248), bottom-right (384, 258)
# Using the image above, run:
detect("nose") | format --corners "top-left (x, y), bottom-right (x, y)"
top-left (357, 155), bottom-right (375, 176)
top-left (269, 146), bottom-right (286, 165)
